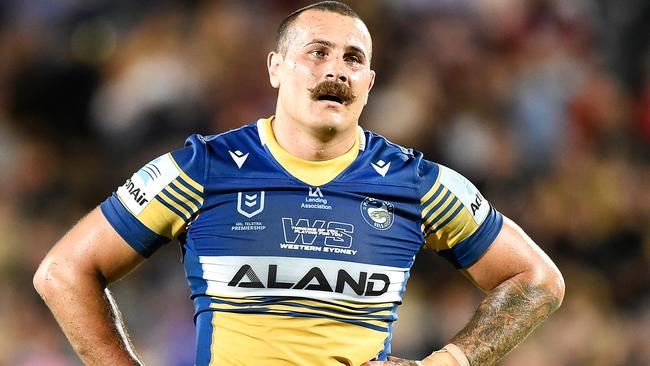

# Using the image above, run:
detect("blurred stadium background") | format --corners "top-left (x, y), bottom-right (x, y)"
top-left (0, 0), bottom-right (648, 365)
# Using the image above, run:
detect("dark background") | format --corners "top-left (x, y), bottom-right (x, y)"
top-left (0, 1), bottom-right (648, 365)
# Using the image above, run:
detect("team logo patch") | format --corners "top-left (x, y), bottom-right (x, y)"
top-left (360, 197), bottom-right (394, 230)
top-left (237, 191), bottom-right (265, 218)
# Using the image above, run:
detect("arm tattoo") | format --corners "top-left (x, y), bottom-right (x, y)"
top-left (450, 280), bottom-right (560, 365)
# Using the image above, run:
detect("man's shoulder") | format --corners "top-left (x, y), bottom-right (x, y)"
top-left (360, 128), bottom-right (438, 176)
top-left (182, 119), bottom-right (281, 178)
top-left (182, 121), bottom-right (263, 160)
top-left (359, 129), bottom-right (481, 196)
top-left (361, 128), bottom-right (418, 159)
top-left (195, 121), bottom-right (260, 146)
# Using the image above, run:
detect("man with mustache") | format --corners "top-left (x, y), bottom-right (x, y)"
top-left (34, 2), bottom-right (565, 366)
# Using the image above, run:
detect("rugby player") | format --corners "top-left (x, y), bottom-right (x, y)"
top-left (34, 2), bottom-right (565, 365)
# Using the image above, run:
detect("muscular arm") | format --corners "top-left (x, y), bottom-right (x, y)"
top-left (446, 216), bottom-right (565, 365)
top-left (365, 216), bottom-right (564, 366)
top-left (33, 207), bottom-right (146, 366)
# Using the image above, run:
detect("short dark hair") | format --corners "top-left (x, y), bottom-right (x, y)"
top-left (276, 1), bottom-right (363, 56)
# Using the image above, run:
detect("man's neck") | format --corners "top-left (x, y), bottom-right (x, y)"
top-left (271, 116), bottom-right (358, 161)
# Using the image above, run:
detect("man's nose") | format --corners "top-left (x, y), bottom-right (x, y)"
top-left (325, 72), bottom-right (347, 83)
top-left (324, 58), bottom-right (348, 83)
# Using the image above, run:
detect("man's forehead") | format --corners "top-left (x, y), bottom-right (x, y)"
top-left (289, 10), bottom-right (372, 55)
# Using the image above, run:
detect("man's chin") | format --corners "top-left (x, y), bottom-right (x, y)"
top-left (289, 103), bottom-right (360, 133)
top-left (310, 109), bottom-right (352, 130)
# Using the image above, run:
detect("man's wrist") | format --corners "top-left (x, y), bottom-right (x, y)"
top-left (439, 343), bottom-right (469, 366)
top-left (421, 351), bottom-right (457, 366)
top-left (422, 343), bottom-right (469, 366)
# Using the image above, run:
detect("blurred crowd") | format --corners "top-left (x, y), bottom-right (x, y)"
top-left (0, 0), bottom-right (648, 365)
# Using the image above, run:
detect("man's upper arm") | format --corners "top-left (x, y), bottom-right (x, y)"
top-left (464, 216), bottom-right (564, 296)
top-left (38, 207), bottom-right (145, 285)
top-left (417, 160), bottom-right (563, 297)
top-left (418, 162), bottom-right (503, 268)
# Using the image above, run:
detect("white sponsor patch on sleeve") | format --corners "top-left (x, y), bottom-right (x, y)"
top-left (438, 165), bottom-right (489, 225)
top-left (116, 154), bottom-right (180, 215)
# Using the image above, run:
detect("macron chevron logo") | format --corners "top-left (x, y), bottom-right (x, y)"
top-left (371, 160), bottom-right (391, 177)
top-left (229, 150), bottom-right (249, 169)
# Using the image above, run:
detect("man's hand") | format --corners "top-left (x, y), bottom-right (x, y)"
top-left (362, 353), bottom-right (460, 366)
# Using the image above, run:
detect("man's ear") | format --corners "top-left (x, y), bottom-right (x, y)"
top-left (267, 52), bottom-right (283, 89)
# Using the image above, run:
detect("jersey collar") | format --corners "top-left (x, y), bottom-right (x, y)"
top-left (256, 116), bottom-right (365, 186)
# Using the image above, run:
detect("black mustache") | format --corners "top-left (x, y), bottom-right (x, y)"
top-left (309, 81), bottom-right (357, 104)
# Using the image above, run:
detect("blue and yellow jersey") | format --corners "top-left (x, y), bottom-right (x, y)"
top-left (101, 117), bottom-right (503, 366)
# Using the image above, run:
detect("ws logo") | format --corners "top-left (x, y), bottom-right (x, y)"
top-left (282, 218), bottom-right (354, 248)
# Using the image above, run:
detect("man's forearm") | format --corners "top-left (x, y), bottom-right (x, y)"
top-left (35, 266), bottom-right (142, 365)
top-left (450, 277), bottom-right (561, 366)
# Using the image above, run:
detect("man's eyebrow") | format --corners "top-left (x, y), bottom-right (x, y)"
top-left (304, 38), bottom-right (368, 59)
top-left (304, 38), bottom-right (335, 48)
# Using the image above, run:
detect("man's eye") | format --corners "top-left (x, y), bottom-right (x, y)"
top-left (310, 50), bottom-right (326, 57)
top-left (346, 55), bottom-right (362, 64)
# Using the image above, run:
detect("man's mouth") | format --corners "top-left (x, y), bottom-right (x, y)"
top-left (309, 81), bottom-right (356, 105)
top-left (317, 94), bottom-right (343, 104)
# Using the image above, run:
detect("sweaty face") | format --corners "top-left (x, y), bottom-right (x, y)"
top-left (268, 10), bottom-right (375, 134)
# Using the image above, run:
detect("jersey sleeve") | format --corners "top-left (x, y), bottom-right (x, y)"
top-left (100, 134), bottom-right (207, 257)
top-left (418, 160), bottom-right (503, 268)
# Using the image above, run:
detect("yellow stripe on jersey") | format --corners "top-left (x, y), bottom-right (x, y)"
top-left (165, 184), bottom-right (200, 213)
top-left (208, 297), bottom-right (393, 323)
top-left (429, 206), bottom-right (480, 251)
top-left (424, 198), bottom-right (463, 235)
top-left (173, 178), bottom-right (203, 205)
top-left (136, 198), bottom-right (187, 238)
top-left (209, 302), bottom-right (390, 327)
top-left (213, 295), bottom-right (390, 312)
top-left (169, 156), bottom-right (204, 193)
top-left (420, 179), bottom-right (442, 205)
top-left (133, 180), bottom-right (203, 239)
top-left (421, 175), bottom-right (482, 251)
top-left (158, 190), bottom-right (192, 219)
top-left (209, 311), bottom-right (387, 366)
top-left (422, 203), bottom-right (481, 252)
top-left (421, 188), bottom-right (453, 227)
top-left (288, 298), bottom-right (392, 315)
